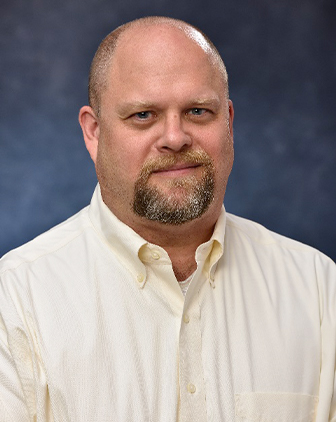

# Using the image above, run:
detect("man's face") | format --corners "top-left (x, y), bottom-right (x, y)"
top-left (92, 25), bottom-right (234, 227)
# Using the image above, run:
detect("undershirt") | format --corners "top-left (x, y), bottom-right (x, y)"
top-left (179, 272), bottom-right (195, 296)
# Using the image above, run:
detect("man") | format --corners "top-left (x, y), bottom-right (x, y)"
top-left (0, 16), bottom-right (335, 422)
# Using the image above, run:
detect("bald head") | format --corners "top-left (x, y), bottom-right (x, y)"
top-left (88, 16), bottom-right (229, 116)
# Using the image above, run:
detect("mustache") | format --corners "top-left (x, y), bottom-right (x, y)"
top-left (138, 150), bottom-right (214, 179)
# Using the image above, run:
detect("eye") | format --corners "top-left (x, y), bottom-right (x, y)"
top-left (134, 111), bottom-right (152, 120)
top-left (126, 109), bottom-right (157, 128)
top-left (187, 108), bottom-right (208, 116)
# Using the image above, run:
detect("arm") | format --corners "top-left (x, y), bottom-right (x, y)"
top-left (0, 314), bottom-right (30, 421)
top-left (0, 271), bottom-right (53, 422)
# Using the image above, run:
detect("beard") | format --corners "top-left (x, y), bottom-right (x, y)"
top-left (133, 150), bottom-right (215, 225)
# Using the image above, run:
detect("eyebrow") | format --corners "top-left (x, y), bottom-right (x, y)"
top-left (117, 101), bottom-right (157, 117)
top-left (190, 97), bottom-right (221, 107)
top-left (116, 96), bottom-right (221, 117)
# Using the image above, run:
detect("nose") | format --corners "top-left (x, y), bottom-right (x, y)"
top-left (156, 113), bottom-right (192, 152)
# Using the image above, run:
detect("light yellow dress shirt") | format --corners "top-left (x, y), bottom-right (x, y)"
top-left (0, 185), bottom-right (335, 422)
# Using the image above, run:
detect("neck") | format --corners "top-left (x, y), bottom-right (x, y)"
top-left (100, 191), bottom-right (222, 282)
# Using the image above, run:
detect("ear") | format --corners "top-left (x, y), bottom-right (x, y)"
top-left (228, 100), bottom-right (234, 137)
top-left (78, 106), bottom-right (100, 164)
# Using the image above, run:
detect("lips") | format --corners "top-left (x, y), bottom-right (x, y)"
top-left (152, 163), bottom-right (201, 174)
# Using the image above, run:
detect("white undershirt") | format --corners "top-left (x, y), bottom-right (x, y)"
top-left (178, 272), bottom-right (195, 296)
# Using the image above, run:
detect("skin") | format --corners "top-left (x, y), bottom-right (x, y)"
top-left (79, 23), bottom-right (234, 281)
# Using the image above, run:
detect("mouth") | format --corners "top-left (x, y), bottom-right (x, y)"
top-left (152, 163), bottom-right (201, 177)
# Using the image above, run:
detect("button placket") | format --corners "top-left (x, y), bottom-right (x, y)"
top-left (178, 281), bottom-right (207, 421)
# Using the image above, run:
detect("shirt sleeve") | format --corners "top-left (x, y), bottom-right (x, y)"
top-left (0, 269), bottom-right (53, 422)
top-left (315, 254), bottom-right (336, 422)
top-left (0, 314), bottom-right (30, 421)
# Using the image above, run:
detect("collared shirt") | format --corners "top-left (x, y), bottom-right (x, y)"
top-left (0, 185), bottom-right (335, 422)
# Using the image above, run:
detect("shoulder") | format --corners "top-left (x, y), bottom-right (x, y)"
top-left (225, 212), bottom-right (330, 257)
top-left (0, 206), bottom-right (92, 275)
top-left (224, 212), bottom-right (336, 314)
top-left (224, 212), bottom-right (335, 282)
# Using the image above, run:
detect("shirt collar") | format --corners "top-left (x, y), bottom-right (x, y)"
top-left (195, 206), bottom-right (226, 287)
top-left (88, 184), bottom-right (226, 288)
top-left (88, 185), bottom-right (148, 288)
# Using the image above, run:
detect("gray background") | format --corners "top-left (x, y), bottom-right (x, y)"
top-left (1, 0), bottom-right (335, 261)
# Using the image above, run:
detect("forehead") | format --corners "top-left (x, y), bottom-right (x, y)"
top-left (116, 22), bottom-right (214, 58)
top-left (103, 24), bottom-right (225, 102)
top-left (117, 25), bottom-right (209, 65)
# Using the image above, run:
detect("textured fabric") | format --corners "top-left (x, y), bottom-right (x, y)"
top-left (0, 184), bottom-right (335, 422)
top-left (178, 272), bottom-right (195, 296)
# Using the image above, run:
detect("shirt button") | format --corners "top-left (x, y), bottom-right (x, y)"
top-left (187, 383), bottom-right (196, 394)
top-left (183, 314), bottom-right (190, 324)
top-left (151, 251), bottom-right (160, 260)
top-left (137, 273), bottom-right (145, 283)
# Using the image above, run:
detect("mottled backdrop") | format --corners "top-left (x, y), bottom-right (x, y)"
top-left (1, 0), bottom-right (335, 261)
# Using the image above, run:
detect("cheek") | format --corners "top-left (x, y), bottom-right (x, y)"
top-left (117, 144), bottom-right (147, 181)
top-left (107, 128), bottom-right (152, 173)
top-left (210, 134), bottom-right (234, 184)
top-left (203, 128), bottom-right (233, 165)
top-left (219, 142), bottom-right (234, 176)
top-left (223, 137), bottom-right (234, 167)
top-left (97, 130), bottom-right (139, 180)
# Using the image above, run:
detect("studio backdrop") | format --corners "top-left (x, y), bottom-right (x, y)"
top-left (1, 0), bottom-right (335, 261)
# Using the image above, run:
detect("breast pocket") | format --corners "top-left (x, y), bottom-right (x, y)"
top-left (235, 392), bottom-right (319, 422)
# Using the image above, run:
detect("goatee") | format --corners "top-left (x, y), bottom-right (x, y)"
top-left (133, 150), bottom-right (215, 225)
